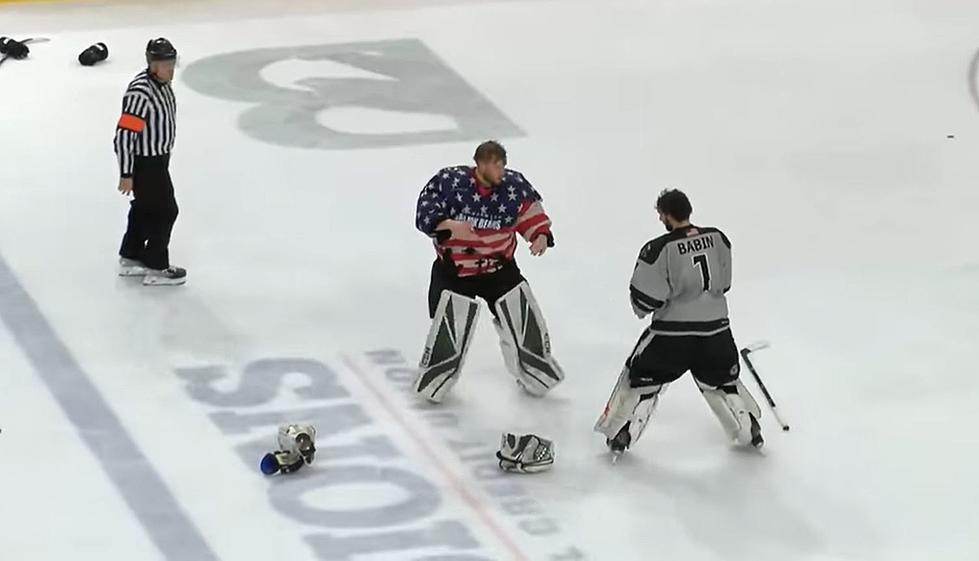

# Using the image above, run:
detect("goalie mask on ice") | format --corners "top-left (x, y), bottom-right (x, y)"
top-left (496, 432), bottom-right (555, 473)
top-left (414, 282), bottom-right (564, 402)
top-left (260, 423), bottom-right (317, 475)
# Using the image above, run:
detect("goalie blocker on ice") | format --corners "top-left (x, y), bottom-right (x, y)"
top-left (594, 189), bottom-right (764, 456)
top-left (412, 141), bottom-right (564, 404)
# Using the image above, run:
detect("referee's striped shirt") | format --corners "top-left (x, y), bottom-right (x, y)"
top-left (113, 70), bottom-right (176, 177)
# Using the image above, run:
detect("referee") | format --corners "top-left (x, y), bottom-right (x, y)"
top-left (114, 37), bottom-right (186, 286)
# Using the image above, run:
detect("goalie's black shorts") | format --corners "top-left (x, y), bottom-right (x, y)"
top-left (627, 327), bottom-right (740, 388)
top-left (427, 258), bottom-right (525, 318)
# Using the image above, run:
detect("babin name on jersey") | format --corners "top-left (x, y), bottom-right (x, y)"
top-left (676, 234), bottom-right (715, 255)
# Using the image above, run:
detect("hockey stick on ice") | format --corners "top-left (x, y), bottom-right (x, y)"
top-left (740, 342), bottom-right (790, 431)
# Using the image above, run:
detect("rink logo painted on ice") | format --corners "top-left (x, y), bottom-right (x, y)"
top-left (176, 358), bottom-right (501, 560)
top-left (175, 356), bottom-right (586, 560)
top-left (181, 39), bottom-right (523, 149)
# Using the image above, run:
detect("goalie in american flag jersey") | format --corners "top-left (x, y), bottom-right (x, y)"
top-left (412, 140), bottom-right (564, 412)
top-left (415, 170), bottom-right (551, 275)
top-left (415, 141), bottom-right (555, 317)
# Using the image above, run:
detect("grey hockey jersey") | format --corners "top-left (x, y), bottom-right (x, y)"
top-left (629, 225), bottom-right (732, 336)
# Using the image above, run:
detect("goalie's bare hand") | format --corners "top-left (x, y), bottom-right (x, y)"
top-left (530, 235), bottom-right (549, 256)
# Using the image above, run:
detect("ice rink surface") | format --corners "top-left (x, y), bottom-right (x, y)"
top-left (1, 0), bottom-right (978, 559)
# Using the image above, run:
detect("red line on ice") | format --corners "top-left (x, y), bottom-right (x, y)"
top-left (341, 354), bottom-right (531, 561)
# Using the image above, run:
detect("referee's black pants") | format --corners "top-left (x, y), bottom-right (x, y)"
top-left (119, 155), bottom-right (178, 270)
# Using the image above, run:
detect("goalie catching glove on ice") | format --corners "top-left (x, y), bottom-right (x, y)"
top-left (497, 432), bottom-right (555, 473)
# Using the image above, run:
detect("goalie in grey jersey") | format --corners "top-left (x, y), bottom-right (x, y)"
top-left (594, 189), bottom-right (764, 455)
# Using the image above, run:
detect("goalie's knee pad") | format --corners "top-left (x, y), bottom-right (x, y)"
top-left (493, 282), bottom-right (564, 396)
top-left (497, 432), bottom-right (555, 473)
top-left (697, 379), bottom-right (762, 446)
top-left (593, 365), bottom-right (666, 449)
top-left (415, 290), bottom-right (481, 403)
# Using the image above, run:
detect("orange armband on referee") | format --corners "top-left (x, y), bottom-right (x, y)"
top-left (117, 113), bottom-right (145, 133)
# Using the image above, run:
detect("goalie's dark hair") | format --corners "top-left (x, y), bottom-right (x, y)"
top-left (656, 189), bottom-right (693, 221)
top-left (473, 140), bottom-right (507, 165)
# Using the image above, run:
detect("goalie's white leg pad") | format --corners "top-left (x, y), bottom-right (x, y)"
top-left (493, 282), bottom-right (564, 396)
top-left (735, 379), bottom-right (762, 419)
top-left (414, 291), bottom-right (481, 403)
top-left (696, 379), bottom-right (761, 445)
top-left (492, 318), bottom-right (520, 380)
top-left (593, 365), bottom-right (665, 446)
top-left (497, 432), bottom-right (555, 473)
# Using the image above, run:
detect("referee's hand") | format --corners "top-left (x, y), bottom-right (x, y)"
top-left (118, 177), bottom-right (133, 195)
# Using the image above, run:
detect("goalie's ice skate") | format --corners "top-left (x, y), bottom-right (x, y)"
top-left (607, 424), bottom-right (632, 463)
top-left (749, 414), bottom-right (764, 449)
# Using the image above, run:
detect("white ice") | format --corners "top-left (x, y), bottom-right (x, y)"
top-left (1, 1), bottom-right (978, 560)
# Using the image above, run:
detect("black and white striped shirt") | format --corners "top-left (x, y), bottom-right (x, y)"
top-left (113, 69), bottom-right (176, 177)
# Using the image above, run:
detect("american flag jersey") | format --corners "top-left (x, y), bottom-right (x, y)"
top-left (415, 166), bottom-right (553, 277)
